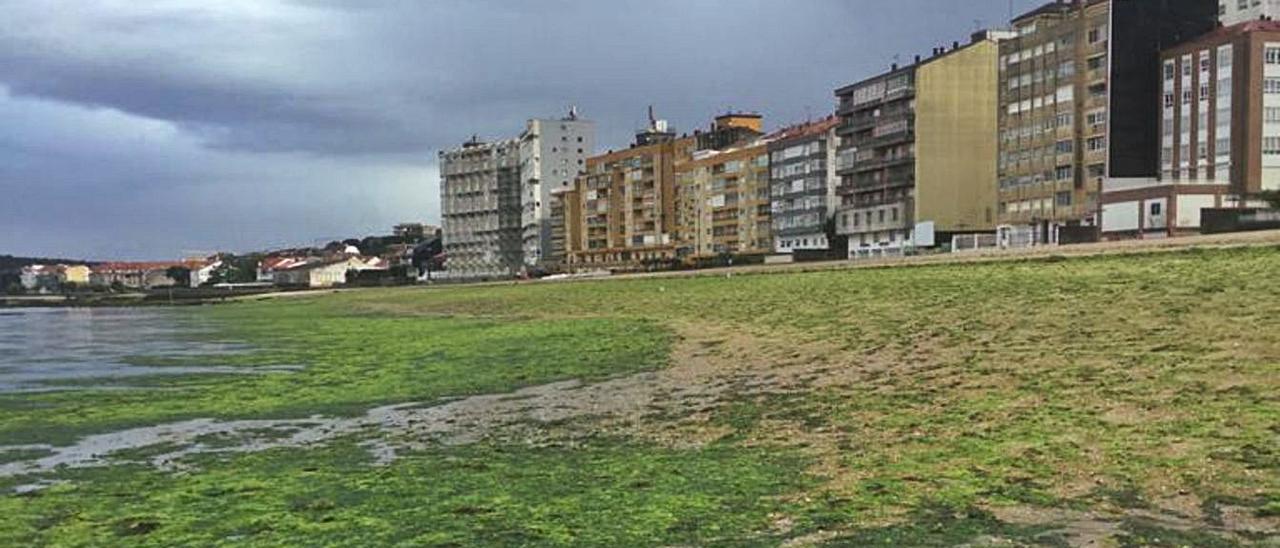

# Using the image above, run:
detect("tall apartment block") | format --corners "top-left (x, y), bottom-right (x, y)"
top-left (519, 112), bottom-right (594, 271)
top-left (768, 116), bottom-right (841, 254)
top-left (1163, 20), bottom-right (1280, 192)
top-left (834, 31), bottom-right (1007, 259)
top-left (438, 137), bottom-right (523, 281)
top-left (997, 0), bottom-right (1217, 243)
top-left (547, 187), bottom-right (580, 270)
top-left (1103, 20), bottom-right (1280, 237)
top-left (568, 114), bottom-right (696, 270)
top-left (674, 114), bottom-right (772, 260)
top-left (1220, 0), bottom-right (1280, 25)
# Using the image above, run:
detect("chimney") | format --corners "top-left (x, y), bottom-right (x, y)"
top-left (914, 54), bottom-right (921, 64)
top-left (952, 40), bottom-right (960, 50)
top-left (891, 62), bottom-right (898, 71)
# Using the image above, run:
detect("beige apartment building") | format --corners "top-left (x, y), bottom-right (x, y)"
top-left (674, 134), bottom-right (772, 260)
top-left (567, 115), bottom-right (696, 271)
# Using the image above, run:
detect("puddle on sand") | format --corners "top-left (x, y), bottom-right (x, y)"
top-left (0, 367), bottom-right (727, 484)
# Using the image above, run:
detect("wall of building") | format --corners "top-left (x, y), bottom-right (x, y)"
top-left (440, 139), bottom-right (524, 281)
top-left (1110, 0), bottom-right (1219, 179)
top-left (916, 38), bottom-right (1000, 233)
top-left (1220, 0), bottom-right (1280, 26)
top-left (768, 119), bottom-right (840, 254)
top-left (520, 117), bottom-right (594, 269)
top-left (570, 136), bottom-right (692, 270)
top-left (675, 142), bottom-right (772, 259)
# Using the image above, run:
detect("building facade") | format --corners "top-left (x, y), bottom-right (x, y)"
top-left (439, 138), bottom-right (524, 281)
top-left (1103, 20), bottom-right (1280, 238)
top-left (997, 0), bottom-right (1218, 243)
top-left (519, 112), bottom-right (595, 271)
top-left (546, 187), bottom-right (580, 271)
top-left (835, 31), bottom-right (1006, 259)
top-left (1160, 20), bottom-right (1280, 194)
top-left (675, 140), bottom-right (772, 259)
top-left (1220, 0), bottom-right (1280, 26)
top-left (768, 116), bottom-right (841, 254)
top-left (568, 117), bottom-right (695, 271)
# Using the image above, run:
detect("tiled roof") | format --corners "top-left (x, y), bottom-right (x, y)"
top-left (765, 115), bottom-right (841, 143)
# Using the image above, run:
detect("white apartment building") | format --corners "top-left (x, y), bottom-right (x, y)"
top-left (518, 110), bottom-right (594, 271)
top-left (1220, 0), bottom-right (1280, 25)
top-left (439, 138), bottom-right (524, 281)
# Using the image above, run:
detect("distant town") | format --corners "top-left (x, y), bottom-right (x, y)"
top-left (0, 222), bottom-right (441, 296)
top-left (8, 0), bottom-right (1280, 292)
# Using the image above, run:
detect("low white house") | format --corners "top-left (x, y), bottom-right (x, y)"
top-left (273, 256), bottom-right (378, 288)
top-left (190, 260), bottom-right (223, 288)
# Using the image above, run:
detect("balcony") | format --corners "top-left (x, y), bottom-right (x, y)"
top-left (855, 155), bottom-right (915, 173)
top-left (857, 129), bottom-right (915, 150)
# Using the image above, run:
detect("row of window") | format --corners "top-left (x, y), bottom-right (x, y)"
top-left (838, 207), bottom-right (901, 230)
top-left (999, 192), bottom-right (1073, 215)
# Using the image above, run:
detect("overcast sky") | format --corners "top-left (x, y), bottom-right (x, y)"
top-left (1, 0), bottom-right (1042, 260)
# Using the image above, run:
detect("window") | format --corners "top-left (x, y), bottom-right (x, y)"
top-left (1150, 202), bottom-right (1162, 216)
top-left (1055, 140), bottom-right (1073, 154)
top-left (1056, 191), bottom-right (1072, 207)
top-left (1267, 107), bottom-right (1280, 123)
top-left (1267, 47), bottom-right (1280, 65)
top-left (1086, 136), bottom-right (1106, 152)
top-left (1086, 111), bottom-right (1107, 127)
top-left (1088, 26), bottom-right (1105, 44)
top-left (1087, 55), bottom-right (1105, 71)
top-left (1163, 62), bottom-right (1175, 80)
top-left (1055, 165), bottom-right (1073, 180)
top-left (1267, 78), bottom-right (1280, 94)
top-left (1199, 82), bottom-right (1210, 100)
top-left (891, 208), bottom-right (899, 221)
top-left (1163, 92), bottom-right (1175, 108)
top-left (1265, 137), bottom-right (1280, 156)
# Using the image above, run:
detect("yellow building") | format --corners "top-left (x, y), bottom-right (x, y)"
top-left (60, 265), bottom-right (91, 285)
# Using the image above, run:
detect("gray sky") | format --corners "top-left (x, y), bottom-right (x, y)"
top-left (0, 0), bottom-right (1041, 260)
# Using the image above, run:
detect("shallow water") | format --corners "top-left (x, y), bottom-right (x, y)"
top-left (0, 307), bottom-right (258, 393)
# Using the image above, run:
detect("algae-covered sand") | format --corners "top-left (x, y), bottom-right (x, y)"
top-left (2, 248), bottom-right (1278, 546)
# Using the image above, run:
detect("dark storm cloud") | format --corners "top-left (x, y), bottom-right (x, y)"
top-left (0, 0), bottom-right (1042, 259)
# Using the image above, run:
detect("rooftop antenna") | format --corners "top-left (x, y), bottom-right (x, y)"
top-left (568, 105), bottom-right (578, 120)
top-left (647, 105), bottom-right (656, 129)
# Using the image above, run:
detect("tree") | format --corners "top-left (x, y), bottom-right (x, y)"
top-left (0, 272), bottom-right (22, 295)
top-left (166, 266), bottom-right (192, 288)
top-left (1256, 190), bottom-right (1280, 210)
top-left (206, 255), bottom-right (259, 285)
